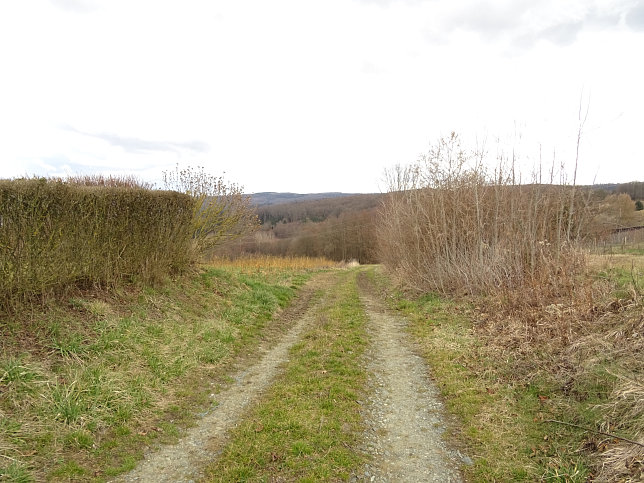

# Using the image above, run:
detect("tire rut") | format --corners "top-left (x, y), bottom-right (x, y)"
top-left (113, 272), bottom-right (336, 483)
top-left (357, 279), bottom-right (465, 482)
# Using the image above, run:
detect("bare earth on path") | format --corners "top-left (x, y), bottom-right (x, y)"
top-left (357, 276), bottom-right (465, 482)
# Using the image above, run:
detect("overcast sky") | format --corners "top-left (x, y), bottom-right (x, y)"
top-left (0, 0), bottom-right (642, 193)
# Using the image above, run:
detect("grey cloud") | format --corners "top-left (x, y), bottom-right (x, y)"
top-left (361, 61), bottom-right (384, 75)
top-left (626, 2), bottom-right (644, 30)
top-left (356, 0), bottom-right (394, 5)
top-left (538, 20), bottom-right (585, 46)
top-left (437, 1), bottom-right (629, 49)
top-left (353, 0), bottom-right (433, 6)
top-left (63, 126), bottom-right (209, 154)
top-left (447, 1), bottom-right (529, 39)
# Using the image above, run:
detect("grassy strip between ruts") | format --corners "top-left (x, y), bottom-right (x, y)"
top-left (204, 268), bottom-right (369, 482)
top-left (0, 265), bottom-right (315, 482)
top-left (366, 259), bottom-right (644, 482)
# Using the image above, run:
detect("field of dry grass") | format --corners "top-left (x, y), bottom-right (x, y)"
top-left (208, 255), bottom-right (338, 271)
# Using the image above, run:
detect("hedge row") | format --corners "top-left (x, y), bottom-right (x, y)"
top-left (0, 178), bottom-right (194, 310)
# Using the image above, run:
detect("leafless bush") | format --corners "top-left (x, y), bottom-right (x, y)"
top-left (162, 165), bottom-right (259, 260)
top-left (377, 132), bottom-right (591, 297)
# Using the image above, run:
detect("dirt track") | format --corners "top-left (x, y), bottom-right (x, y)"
top-left (357, 279), bottom-right (463, 481)
top-left (116, 269), bottom-right (464, 482)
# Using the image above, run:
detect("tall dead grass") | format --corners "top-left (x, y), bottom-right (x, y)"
top-left (377, 133), bottom-right (591, 298)
top-left (208, 255), bottom-right (336, 271)
top-left (55, 173), bottom-right (154, 189)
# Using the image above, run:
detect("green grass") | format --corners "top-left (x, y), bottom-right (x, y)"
top-left (0, 265), bottom-right (316, 481)
top-left (0, 358), bottom-right (42, 387)
top-left (0, 462), bottom-right (33, 483)
top-left (204, 269), bottom-right (370, 481)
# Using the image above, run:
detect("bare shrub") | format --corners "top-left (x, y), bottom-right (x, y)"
top-left (377, 132), bottom-right (591, 297)
top-left (162, 165), bottom-right (259, 260)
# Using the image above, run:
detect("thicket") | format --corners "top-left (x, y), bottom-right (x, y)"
top-left (377, 134), bottom-right (644, 479)
top-left (0, 177), bottom-right (193, 311)
top-left (377, 133), bottom-right (592, 296)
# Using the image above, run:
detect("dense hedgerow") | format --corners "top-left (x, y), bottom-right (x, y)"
top-left (0, 177), bottom-right (193, 310)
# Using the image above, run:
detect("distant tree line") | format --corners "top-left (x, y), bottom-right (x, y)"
top-left (591, 181), bottom-right (644, 201)
top-left (217, 207), bottom-right (378, 264)
top-left (213, 171), bottom-right (643, 266)
top-left (616, 181), bottom-right (644, 201)
top-left (256, 194), bottom-right (382, 225)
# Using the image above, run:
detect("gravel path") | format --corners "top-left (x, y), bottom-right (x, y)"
top-left (357, 283), bottom-right (466, 482)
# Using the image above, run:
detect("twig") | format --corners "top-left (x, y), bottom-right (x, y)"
top-left (543, 419), bottom-right (644, 448)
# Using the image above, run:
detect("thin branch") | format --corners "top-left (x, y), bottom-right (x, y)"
top-left (543, 419), bottom-right (644, 448)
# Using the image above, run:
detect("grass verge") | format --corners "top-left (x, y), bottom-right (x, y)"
top-left (0, 264), bottom-right (317, 481)
top-left (204, 268), bottom-right (369, 482)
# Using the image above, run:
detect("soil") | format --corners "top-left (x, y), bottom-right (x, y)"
top-left (114, 270), bottom-right (467, 482)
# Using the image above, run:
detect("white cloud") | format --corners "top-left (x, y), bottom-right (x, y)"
top-left (49, 0), bottom-right (98, 14)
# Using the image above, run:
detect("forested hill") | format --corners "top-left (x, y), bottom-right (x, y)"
top-left (250, 192), bottom-right (364, 206)
top-left (253, 193), bottom-right (383, 225)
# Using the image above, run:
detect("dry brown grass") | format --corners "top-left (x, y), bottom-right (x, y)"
top-left (208, 255), bottom-right (337, 271)
top-left (470, 250), bottom-right (644, 481)
top-left (590, 301), bottom-right (644, 482)
top-left (588, 252), bottom-right (644, 273)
